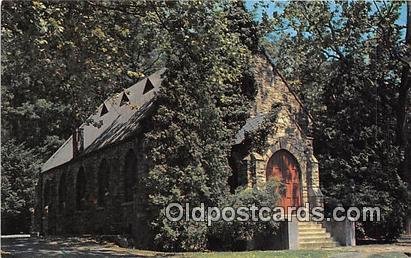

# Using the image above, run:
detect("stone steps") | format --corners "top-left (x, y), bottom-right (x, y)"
top-left (397, 234), bottom-right (411, 246)
top-left (298, 221), bottom-right (338, 249)
top-left (299, 241), bottom-right (337, 249)
top-left (299, 227), bottom-right (327, 233)
top-left (299, 231), bottom-right (331, 238)
top-left (300, 235), bottom-right (333, 242)
top-left (299, 225), bottom-right (325, 230)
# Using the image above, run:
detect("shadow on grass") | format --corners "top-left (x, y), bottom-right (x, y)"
top-left (1, 236), bottom-right (177, 257)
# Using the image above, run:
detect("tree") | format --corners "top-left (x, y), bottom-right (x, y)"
top-left (1, 0), bottom-right (274, 245)
top-left (141, 0), bottom-right (263, 251)
top-left (1, 0), bottom-right (162, 159)
top-left (265, 1), bottom-right (408, 239)
top-left (1, 0), bottom-right (162, 233)
top-left (1, 140), bottom-right (41, 234)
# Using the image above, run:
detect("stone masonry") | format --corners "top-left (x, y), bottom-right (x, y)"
top-left (36, 53), bottom-right (324, 249)
top-left (234, 53), bottom-right (323, 208)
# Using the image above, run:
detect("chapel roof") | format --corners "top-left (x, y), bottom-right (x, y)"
top-left (41, 69), bottom-right (164, 172)
top-left (42, 52), bottom-right (310, 173)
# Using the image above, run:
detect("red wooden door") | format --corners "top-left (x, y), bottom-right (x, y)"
top-left (266, 150), bottom-right (302, 210)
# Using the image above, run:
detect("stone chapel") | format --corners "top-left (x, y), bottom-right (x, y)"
top-left (35, 52), bottom-right (354, 249)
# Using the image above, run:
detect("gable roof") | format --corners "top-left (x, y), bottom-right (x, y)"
top-left (41, 69), bottom-right (164, 172)
top-left (233, 50), bottom-right (314, 145)
top-left (233, 109), bottom-right (309, 146)
top-left (42, 52), bottom-right (313, 173)
top-left (233, 113), bottom-right (265, 145)
top-left (261, 48), bottom-right (314, 123)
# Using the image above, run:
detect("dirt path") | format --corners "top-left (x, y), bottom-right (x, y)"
top-left (1, 236), bottom-right (411, 257)
top-left (1, 236), bottom-right (169, 257)
top-left (327, 244), bottom-right (411, 258)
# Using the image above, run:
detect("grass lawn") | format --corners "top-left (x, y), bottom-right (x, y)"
top-left (182, 250), bottom-right (343, 258)
top-left (179, 249), bottom-right (409, 258)
top-left (3, 237), bottom-right (409, 257)
top-left (366, 253), bottom-right (411, 258)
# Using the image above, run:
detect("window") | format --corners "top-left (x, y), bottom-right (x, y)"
top-left (76, 167), bottom-right (87, 210)
top-left (97, 159), bottom-right (109, 206)
top-left (143, 78), bottom-right (154, 94)
top-left (120, 92), bottom-right (130, 106)
top-left (123, 149), bottom-right (137, 202)
top-left (58, 172), bottom-right (67, 211)
top-left (100, 103), bottom-right (109, 116)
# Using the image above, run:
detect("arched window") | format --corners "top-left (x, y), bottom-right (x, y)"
top-left (123, 149), bottom-right (137, 202)
top-left (58, 172), bottom-right (67, 211)
top-left (97, 159), bottom-right (109, 206)
top-left (76, 167), bottom-right (87, 210)
top-left (43, 179), bottom-right (52, 208)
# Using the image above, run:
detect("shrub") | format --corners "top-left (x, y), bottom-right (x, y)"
top-left (208, 179), bottom-right (280, 250)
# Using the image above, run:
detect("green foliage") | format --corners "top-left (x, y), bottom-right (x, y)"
top-left (209, 179), bottom-right (280, 251)
top-left (1, 0), bottom-right (163, 234)
top-left (246, 103), bottom-right (282, 154)
top-left (265, 1), bottom-right (408, 239)
top-left (1, 139), bottom-right (41, 233)
top-left (1, 0), bottom-right (162, 156)
top-left (142, 1), bottom-right (264, 251)
top-left (1, 0), bottom-right (275, 244)
top-left (8, 0), bottom-right (406, 247)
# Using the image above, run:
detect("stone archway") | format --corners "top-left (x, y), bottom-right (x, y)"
top-left (266, 149), bottom-right (302, 210)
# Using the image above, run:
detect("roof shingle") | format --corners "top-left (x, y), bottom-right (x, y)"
top-left (41, 69), bottom-right (164, 172)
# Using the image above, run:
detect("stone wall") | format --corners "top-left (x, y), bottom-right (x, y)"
top-left (35, 53), bottom-right (324, 249)
top-left (252, 55), bottom-right (305, 124)
top-left (238, 54), bottom-right (322, 207)
top-left (36, 134), bottom-right (151, 247)
top-left (322, 219), bottom-right (356, 246)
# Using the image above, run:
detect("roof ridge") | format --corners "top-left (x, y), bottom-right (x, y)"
top-left (260, 47), bottom-right (315, 123)
top-left (41, 70), bottom-right (164, 172)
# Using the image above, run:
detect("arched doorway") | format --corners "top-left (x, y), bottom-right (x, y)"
top-left (266, 149), bottom-right (302, 210)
